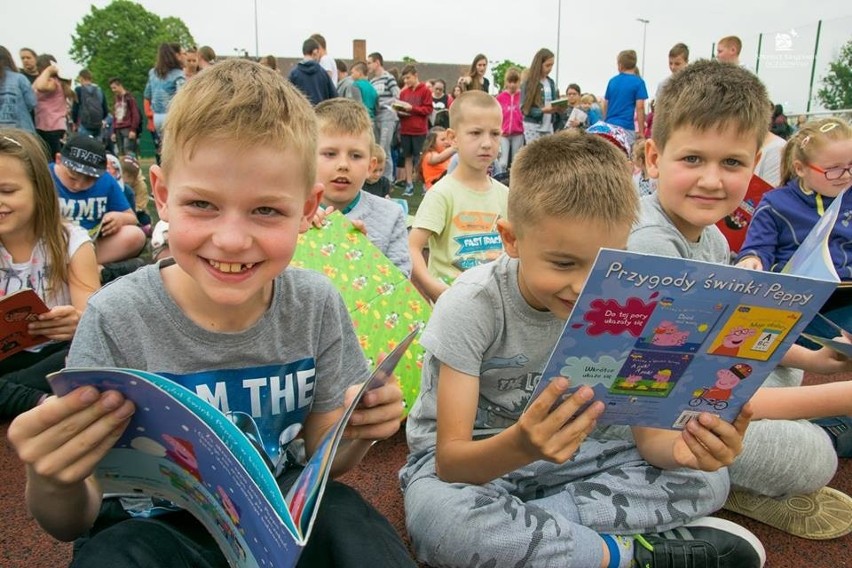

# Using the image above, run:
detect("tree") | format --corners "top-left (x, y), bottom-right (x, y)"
top-left (401, 56), bottom-right (418, 64)
top-left (70, 0), bottom-right (195, 102)
top-left (491, 59), bottom-right (526, 92)
top-left (817, 39), bottom-right (852, 110)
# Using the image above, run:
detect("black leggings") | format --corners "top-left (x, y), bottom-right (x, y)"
top-left (0, 342), bottom-right (69, 418)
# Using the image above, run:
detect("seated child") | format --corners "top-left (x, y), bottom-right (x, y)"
top-left (0, 129), bottom-right (99, 419)
top-left (631, 137), bottom-right (656, 197)
top-left (120, 155), bottom-right (153, 233)
top-left (314, 98), bottom-right (412, 276)
top-left (409, 90), bottom-right (508, 302)
top-left (737, 117), bottom-right (851, 339)
top-left (632, 59), bottom-right (852, 540)
top-left (419, 126), bottom-right (455, 190)
top-left (49, 134), bottom-right (146, 264)
top-left (363, 143), bottom-right (391, 198)
top-left (582, 93), bottom-right (603, 126)
top-left (401, 131), bottom-right (765, 568)
top-left (8, 59), bottom-right (416, 568)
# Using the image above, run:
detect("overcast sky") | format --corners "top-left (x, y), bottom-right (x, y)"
top-left (3, 1), bottom-right (851, 112)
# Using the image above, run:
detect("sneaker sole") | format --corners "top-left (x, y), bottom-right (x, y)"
top-left (724, 486), bottom-right (852, 540)
top-left (684, 516), bottom-right (767, 567)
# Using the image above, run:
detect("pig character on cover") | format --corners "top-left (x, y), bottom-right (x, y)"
top-left (711, 326), bottom-right (757, 357)
top-left (650, 321), bottom-right (689, 347)
top-left (704, 363), bottom-right (753, 402)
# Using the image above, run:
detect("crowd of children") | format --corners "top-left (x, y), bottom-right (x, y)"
top-left (1, 30), bottom-right (851, 568)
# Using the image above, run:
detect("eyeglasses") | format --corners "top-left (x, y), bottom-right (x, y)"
top-left (807, 163), bottom-right (852, 181)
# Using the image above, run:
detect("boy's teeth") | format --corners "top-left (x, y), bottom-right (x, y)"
top-left (208, 260), bottom-right (255, 273)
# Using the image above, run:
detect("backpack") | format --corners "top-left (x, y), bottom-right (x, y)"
top-left (79, 85), bottom-right (105, 129)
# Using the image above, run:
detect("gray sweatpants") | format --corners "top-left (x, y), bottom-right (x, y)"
top-left (400, 437), bottom-right (728, 568)
top-left (729, 366), bottom-right (838, 497)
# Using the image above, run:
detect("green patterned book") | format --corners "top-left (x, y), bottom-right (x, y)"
top-left (291, 212), bottom-right (430, 412)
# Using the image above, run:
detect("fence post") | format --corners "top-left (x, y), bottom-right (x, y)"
top-left (806, 20), bottom-right (823, 113)
top-left (755, 33), bottom-right (763, 75)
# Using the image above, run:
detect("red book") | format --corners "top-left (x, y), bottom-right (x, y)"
top-left (716, 174), bottom-right (773, 254)
top-left (0, 289), bottom-right (50, 361)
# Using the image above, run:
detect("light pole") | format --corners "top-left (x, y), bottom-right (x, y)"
top-left (636, 18), bottom-right (650, 74)
top-left (555, 0), bottom-right (562, 85)
top-left (253, 0), bottom-right (259, 58)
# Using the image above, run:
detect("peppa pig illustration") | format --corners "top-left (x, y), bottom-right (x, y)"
top-left (710, 326), bottom-right (757, 357)
top-left (650, 321), bottom-right (689, 347)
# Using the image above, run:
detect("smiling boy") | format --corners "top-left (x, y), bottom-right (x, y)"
top-left (9, 59), bottom-right (415, 568)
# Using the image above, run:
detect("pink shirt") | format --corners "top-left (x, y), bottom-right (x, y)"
top-left (496, 90), bottom-right (523, 136)
top-left (35, 78), bottom-right (67, 132)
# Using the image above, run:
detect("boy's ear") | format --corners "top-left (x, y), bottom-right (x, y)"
top-left (370, 156), bottom-right (377, 171)
top-left (150, 165), bottom-right (170, 222)
top-left (299, 183), bottom-right (324, 233)
top-left (446, 128), bottom-right (457, 148)
top-left (645, 138), bottom-right (661, 180)
top-left (497, 219), bottom-right (520, 258)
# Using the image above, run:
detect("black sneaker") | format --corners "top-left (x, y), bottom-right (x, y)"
top-left (100, 257), bottom-right (149, 284)
top-left (633, 517), bottom-right (765, 568)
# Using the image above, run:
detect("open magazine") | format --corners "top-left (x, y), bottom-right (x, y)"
top-left (48, 329), bottom-right (419, 568)
top-left (0, 289), bottom-right (50, 361)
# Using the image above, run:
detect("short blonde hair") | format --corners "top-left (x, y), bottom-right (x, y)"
top-left (580, 93), bottom-right (596, 105)
top-left (617, 50), bottom-right (638, 70)
top-left (653, 59), bottom-right (770, 153)
top-left (314, 97), bottom-right (375, 143)
top-left (370, 142), bottom-right (386, 165)
top-left (449, 90), bottom-right (500, 129)
top-left (161, 59), bottom-right (317, 188)
top-left (718, 36), bottom-right (742, 55)
top-left (509, 131), bottom-right (638, 234)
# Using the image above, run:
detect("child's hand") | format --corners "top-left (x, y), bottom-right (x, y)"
top-left (343, 380), bottom-right (403, 442)
top-left (512, 378), bottom-right (603, 463)
top-left (311, 206), bottom-right (331, 229)
top-left (672, 404), bottom-right (752, 471)
top-left (800, 341), bottom-right (852, 375)
top-left (7, 386), bottom-right (135, 488)
top-left (99, 212), bottom-right (123, 237)
top-left (28, 305), bottom-right (81, 342)
top-left (736, 256), bottom-right (763, 271)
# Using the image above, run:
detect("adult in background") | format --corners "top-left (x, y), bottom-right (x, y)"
top-left (0, 46), bottom-right (36, 132)
top-left (32, 54), bottom-right (73, 158)
top-left (18, 48), bottom-right (39, 84)
top-left (144, 42), bottom-right (185, 136)
top-left (108, 77), bottom-right (141, 157)
top-left (311, 33), bottom-right (338, 84)
top-left (458, 53), bottom-right (490, 93)
top-left (430, 79), bottom-right (451, 128)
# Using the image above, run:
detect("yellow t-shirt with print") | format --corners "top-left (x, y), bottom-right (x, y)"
top-left (412, 174), bottom-right (509, 284)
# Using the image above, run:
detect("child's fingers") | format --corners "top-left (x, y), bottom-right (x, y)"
top-left (551, 402), bottom-right (602, 452)
top-left (542, 385), bottom-right (596, 431)
top-left (731, 403), bottom-right (754, 438)
top-left (525, 377), bottom-right (571, 421)
top-left (359, 381), bottom-right (402, 409)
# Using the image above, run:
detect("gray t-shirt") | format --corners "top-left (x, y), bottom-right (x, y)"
top-left (69, 261), bottom-right (369, 463)
top-left (405, 254), bottom-right (564, 454)
top-left (628, 193), bottom-right (730, 263)
top-left (347, 190), bottom-right (411, 276)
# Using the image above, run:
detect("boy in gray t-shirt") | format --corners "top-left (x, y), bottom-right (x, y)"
top-left (9, 60), bottom-right (415, 568)
top-left (402, 132), bottom-right (765, 568)
top-left (629, 59), bottom-right (852, 540)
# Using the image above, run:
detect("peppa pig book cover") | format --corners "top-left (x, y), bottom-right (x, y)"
top-left (47, 329), bottom-right (419, 568)
top-left (528, 248), bottom-right (838, 429)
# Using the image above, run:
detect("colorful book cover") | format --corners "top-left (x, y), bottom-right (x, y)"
top-left (290, 211), bottom-right (430, 412)
top-left (716, 174), bottom-right (773, 254)
top-left (528, 249), bottom-right (837, 429)
top-left (0, 289), bottom-right (50, 361)
top-left (48, 330), bottom-right (418, 568)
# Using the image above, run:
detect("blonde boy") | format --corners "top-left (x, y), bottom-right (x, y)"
top-left (716, 36), bottom-right (742, 65)
top-left (363, 143), bottom-right (391, 198)
top-left (314, 98), bottom-right (411, 276)
top-left (409, 90), bottom-right (508, 302)
top-left (8, 60), bottom-right (415, 567)
top-left (402, 131), bottom-right (764, 568)
top-left (632, 58), bottom-right (852, 539)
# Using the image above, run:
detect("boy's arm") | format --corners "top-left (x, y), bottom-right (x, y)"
top-left (8, 386), bottom-right (134, 541)
top-left (632, 405), bottom-right (751, 471)
top-left (427, 147), bottom-right (457, 165)
top-left (634, 99), bottom-right (646, 138)
top-left (436, 367), bottom-right (602, 484)
top-left (387, 209), bottom-right (412, 277)
top-left (409, 227), bottom-right (447, 301)
top-left (749, 381), bottom-right (852, 420)
top-left (780, 342), bottom-right (852, 375)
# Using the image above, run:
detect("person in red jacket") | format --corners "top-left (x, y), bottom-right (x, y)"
top-left (108, 77), bottom-right (141, 157)
top-left (396, 64), bottom-right (433, 196)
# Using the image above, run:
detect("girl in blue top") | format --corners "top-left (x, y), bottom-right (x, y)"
top-left (143, 43), bottom-right (186, 134)
top-left (737, 117), bottom-right (852, 339)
